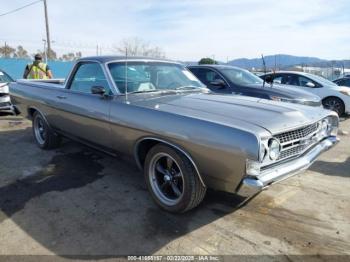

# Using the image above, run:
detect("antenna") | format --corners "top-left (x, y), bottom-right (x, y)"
top-left (125, 47), bottom-right (128, 103)
top-left (271, 55), bottom-right (277, 88)
top-left (261, 54), bottom-right (266, 88)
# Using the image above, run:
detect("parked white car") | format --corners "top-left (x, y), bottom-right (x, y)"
top-left (0, 69), bottom-right (14, 113)
top-left (261, 71), bottom-right (350, 116)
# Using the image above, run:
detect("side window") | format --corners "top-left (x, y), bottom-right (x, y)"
top-left (336, 79), bottom-right (350, 86)
top-left (69, 63), bottom-right (110, 94)
top-left (297, 76), bottom-right (317, 88)
top-left (272, 75), bottom-right (283, 84)
top-left (197, 68), bottom-right (224, 85)
top-left (281, 74), bottom-right (299, 86)
top-left (335, 80), bottom-right (344, 86)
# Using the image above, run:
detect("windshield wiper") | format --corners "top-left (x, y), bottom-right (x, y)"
top-left (127, 89), bottom-right (161, 94)
top-left (127, 86), bottom-right (199, 94)
top-left (174, 86), bottom-right (199, 90)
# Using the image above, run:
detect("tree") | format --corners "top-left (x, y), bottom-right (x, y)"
top-left (59, 52), bottom-right (83, 61)
top-left (14, 45), bottom-right (29, 58)
top-left (0, 44), bottom-right (16, 58)
top-left (113, 37), bottom-right (165, 58)
top-left (198, 58), bottom-right (218, 65)
top-left (47, 48), bottom-right (57, 60)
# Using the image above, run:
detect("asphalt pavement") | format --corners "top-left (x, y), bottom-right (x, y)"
top-left (0, 114), bottom-right (349, 258)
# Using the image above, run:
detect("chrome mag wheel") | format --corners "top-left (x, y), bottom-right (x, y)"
top-left (34, 115), bottom-right (47, 145)
top-left (148, 152), bottom-right (184, 206)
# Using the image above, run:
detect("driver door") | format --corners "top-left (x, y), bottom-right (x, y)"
top-left (52, 62), bottom-right (113, 148)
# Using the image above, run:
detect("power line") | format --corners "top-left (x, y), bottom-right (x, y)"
top-left (0, 0), bottom-right (42, 17)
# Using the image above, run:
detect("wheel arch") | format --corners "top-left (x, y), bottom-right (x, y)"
top-left (27, 106), bottom-right (51, 127)
top-left (134, 137), bottom-right (206, 187)
top-left (27, 107), bottom-right (37, 119)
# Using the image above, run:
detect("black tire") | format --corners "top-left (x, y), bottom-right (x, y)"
top-left (322, 97), bottom-right (345, 116)
top-left (32, 111), bottom-right (61, 149)
top-left (144, 144), bottom-right (206, 213)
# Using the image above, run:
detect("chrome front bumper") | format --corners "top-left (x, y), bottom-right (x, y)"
top-left (236, 136), bottom-right (338, 198)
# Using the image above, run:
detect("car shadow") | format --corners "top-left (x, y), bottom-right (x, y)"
top-left (310, 157), bottom-right (350, 178)
top-left (0, 127), bottom-right (245, 257)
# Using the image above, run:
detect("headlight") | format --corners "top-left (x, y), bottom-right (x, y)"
top-left (318, 117), bottom-right (339, 137)
top-left (320, 119), bottom-right (329, 137)
top-left (326, 116), bottom-right (339, 136)
top-left (340, 90), bottom-right (350, 96)
top-left (268, 138), bottom-right (281, 160)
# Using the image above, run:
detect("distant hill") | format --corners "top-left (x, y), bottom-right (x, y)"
top-left (184, 54), bottom-right (349, 69)
top-left (228, 54), bottom-right (325, 69)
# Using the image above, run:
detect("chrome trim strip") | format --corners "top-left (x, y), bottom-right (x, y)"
top-left (134, 137), bottom-right (206, 187)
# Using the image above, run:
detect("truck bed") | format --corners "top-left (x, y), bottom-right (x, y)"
top-left (16, 79), bottom-right (66, 89)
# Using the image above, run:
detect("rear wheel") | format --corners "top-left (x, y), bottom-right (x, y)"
top-left (32, 111), bottom-right (61, 149)
top-left (144, 144), bottom-right (206, 213)
top-left (322, 97), bottom-right (345, 116)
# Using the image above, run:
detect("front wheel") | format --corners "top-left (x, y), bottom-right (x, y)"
top-left (144, 144), bottom-right (206, 213)
top-left (322, 97), bottom-right (345, 116)
top-left (32, 111), bottom-right (61, 149)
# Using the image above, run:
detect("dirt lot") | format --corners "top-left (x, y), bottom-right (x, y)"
top-left (0, 114), bottom-right (349, 258)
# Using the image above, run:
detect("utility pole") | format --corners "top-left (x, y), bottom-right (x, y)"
top-left (42, 39), bottom-right (47, 63)
top-left (4, 42), bottom-right (7, 57)
top-left (43, 0), bottom-right (51, 60)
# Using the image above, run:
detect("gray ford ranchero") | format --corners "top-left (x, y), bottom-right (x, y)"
top-left (10, 56), bottom-right (339, 213)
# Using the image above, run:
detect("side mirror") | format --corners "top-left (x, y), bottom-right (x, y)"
top-left (264, 76), bottom-right (273, 83)
top-left (210, 79), bottom-right (226, 88)
top-left (305, 82), bottom-right (315, 88)
top-left (91, 86), bottom-right (106, 95)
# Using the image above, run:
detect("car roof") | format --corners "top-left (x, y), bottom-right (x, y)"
top-left (187, 64), bottom-right (244, 70)
top-left (78, 55), bottom-right (179, 64)
top-left (264, 71), bottom-right (314, 77)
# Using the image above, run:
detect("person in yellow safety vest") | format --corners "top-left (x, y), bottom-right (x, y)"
top-left (23, 54), bottom-right (53, 79)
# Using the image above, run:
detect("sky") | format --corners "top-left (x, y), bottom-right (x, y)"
top-left (1, 0), bottom-right (349, 61)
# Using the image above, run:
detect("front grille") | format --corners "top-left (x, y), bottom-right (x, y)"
top-left (0, 102), bottom-right (11, 107)
top-left (275, 123), bottom-right (319, 144)
top-left (275, 122), bottom-right (320, 161)
top-left (278, 145), bottom-right (308, 160)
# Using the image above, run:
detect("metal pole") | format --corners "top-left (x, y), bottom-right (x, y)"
top-left (43, 39), bottom-right (47, 62)
top-left (4, 42), bottom-right (7, 57)
top-left (125, 47), bottom-right (128, 102)
top-left (43, 0), bottom-right (51, 60)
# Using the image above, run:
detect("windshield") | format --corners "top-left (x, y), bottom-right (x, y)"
top-left (307, 73), bottom-right (338, 87)
top-left (108, 62), bottom-right (205, 93)
top-left (0, 71), bottom-right (13, 83)
top-left (221, 67), bottom-right (263, 85)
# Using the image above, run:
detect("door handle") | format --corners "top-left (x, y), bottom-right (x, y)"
top-left (56, 95), bottom-right (67, 99)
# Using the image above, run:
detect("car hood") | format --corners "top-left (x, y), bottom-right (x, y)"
top-left (132, 92), bottom-right (330, 135)
top-left (246, 83), bottom-right (321, 103)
